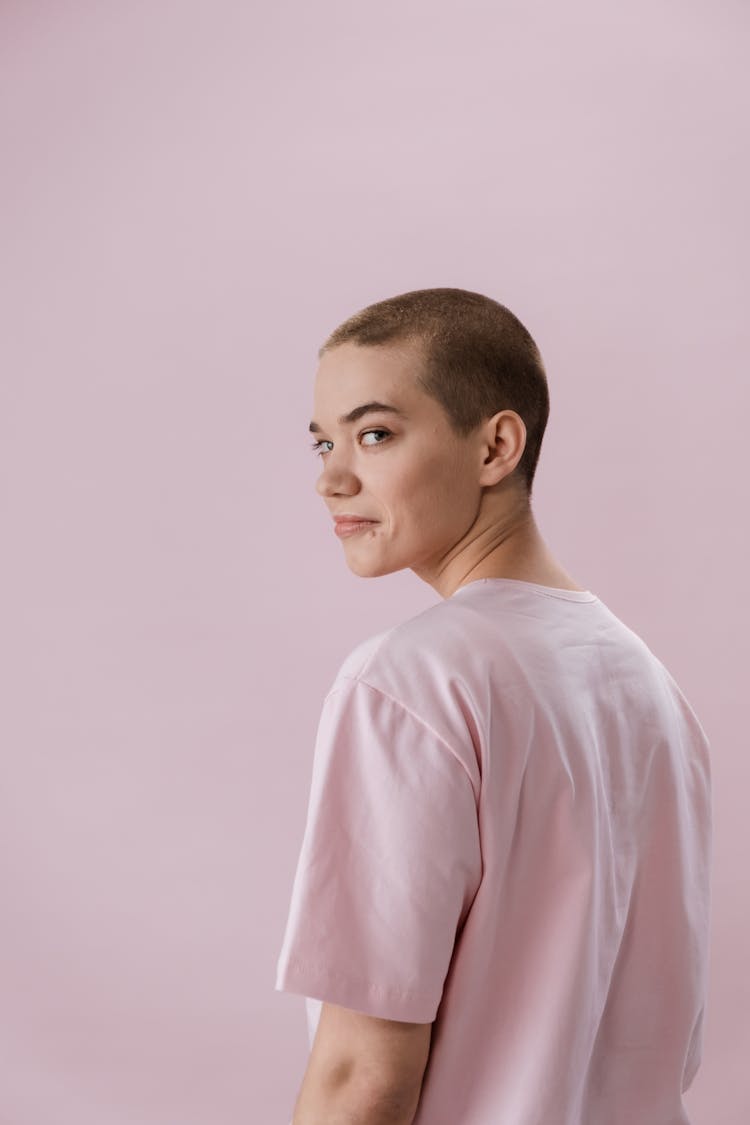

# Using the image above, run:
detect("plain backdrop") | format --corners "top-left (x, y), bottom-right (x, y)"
top-left (1, 1), bottom-right (747, 1122)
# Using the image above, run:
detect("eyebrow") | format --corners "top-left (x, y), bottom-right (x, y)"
top-left (308, 401), bottom-right (407, 434)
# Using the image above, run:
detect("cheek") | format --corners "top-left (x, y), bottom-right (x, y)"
top-left (392, 453), bottom-right (466, 516)
top-left (371, 440), bottom-right (470, 512)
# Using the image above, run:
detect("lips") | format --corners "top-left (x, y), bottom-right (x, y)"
top-left (333, 516), bottom-right (378, 525)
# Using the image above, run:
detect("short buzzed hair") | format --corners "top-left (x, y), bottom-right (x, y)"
top-left (319, 287), bottom-right (550, 498)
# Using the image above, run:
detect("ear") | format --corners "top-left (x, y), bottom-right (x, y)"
top-left (479, 410), bottom-right (526, 486)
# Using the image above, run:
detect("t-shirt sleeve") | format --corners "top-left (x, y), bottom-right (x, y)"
top-left (275, 675), bottom-right (483, 1023)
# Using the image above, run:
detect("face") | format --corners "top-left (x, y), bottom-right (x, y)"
top-left (309, 340), bottom-right (521, 589)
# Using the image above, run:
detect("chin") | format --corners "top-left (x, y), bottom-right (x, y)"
top-left (345, 557), bottom-right (403, 579)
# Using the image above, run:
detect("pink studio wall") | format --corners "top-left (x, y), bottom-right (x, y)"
top-left (0, 2), bottom-right (747, 1122)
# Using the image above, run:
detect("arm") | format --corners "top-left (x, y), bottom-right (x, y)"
top-left (290, 1002), bottom-right (433, 1125)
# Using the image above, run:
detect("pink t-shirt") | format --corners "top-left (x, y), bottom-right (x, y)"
top-left (275, 578), bottom-right (712, 1125)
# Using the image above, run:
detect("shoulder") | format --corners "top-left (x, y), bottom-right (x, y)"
top-left (331, 596), bottom-right (474, 696)
top-left (327, 599), bottom-right (486, 790)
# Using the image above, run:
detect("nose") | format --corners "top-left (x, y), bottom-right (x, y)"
top-left (315, 463), bottom-right (360, 500)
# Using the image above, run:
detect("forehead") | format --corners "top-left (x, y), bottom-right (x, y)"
top-left (313, 340), bottom-right (422, 407)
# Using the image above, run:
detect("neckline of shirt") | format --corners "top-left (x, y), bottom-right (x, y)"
top-left (450, 577), bottom-right (599, 602)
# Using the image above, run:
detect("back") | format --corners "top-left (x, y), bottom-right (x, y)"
top-left (275, 577), bottom-right (713, 1125)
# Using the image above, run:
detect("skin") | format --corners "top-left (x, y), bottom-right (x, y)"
top-left (291, 1003), bottom-right (432, 1125)
top-left (310, 337), bottom-right (585, 599)
top-left (292, 339), bottom-right (585, 1124)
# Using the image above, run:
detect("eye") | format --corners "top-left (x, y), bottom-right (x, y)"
top-left (309, 439), bottom-right (333, 456)
top-left (361, 428), bottom-right (391, 447)
top-left (309, 429), bottom-right (392, 457)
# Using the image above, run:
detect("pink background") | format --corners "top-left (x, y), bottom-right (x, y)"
top-left (1, 2), bottom-right (747, 1121)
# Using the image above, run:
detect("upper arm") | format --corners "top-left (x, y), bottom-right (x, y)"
top-left (309, 1001), bottom-right (433, 1098)
top-left (276, 679), bottom-right (482, 1029)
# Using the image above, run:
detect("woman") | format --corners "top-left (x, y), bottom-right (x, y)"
top-left (276, 287), bottom-right (712, 1125)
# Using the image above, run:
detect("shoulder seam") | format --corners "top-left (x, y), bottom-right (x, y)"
top-left (330, 673), bottom-right (478, 797)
